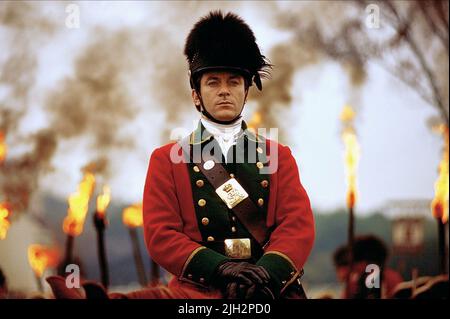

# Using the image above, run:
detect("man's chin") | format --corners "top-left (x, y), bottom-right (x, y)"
top-left (212, 110), bottom-right (239, 122)
top-left (214, 114), bottom-right (238, 122)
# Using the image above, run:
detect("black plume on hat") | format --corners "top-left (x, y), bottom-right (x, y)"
top-left (184, 11), bottom-right (271, 90)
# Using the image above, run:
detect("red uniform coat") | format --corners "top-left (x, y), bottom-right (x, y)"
top-left (143, 137), bottom-right (315, 298)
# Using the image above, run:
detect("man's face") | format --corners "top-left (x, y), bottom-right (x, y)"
top-left (192, 71), bottom-right (247, 122)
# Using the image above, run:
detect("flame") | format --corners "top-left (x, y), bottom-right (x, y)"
top-left (122, 203), bottom-right (143, 228)
top-left (0, 202), bottom-right (11, 240)
top-left (28, 244), bottom-right (60, 277)
top-left (340, 105), bottom-right (356, 122)
top-left (340, 105), bottom-right (360, 209)
top-left (247, 111), bottom-right (262, 134)
top-left (63, 172), bottom-right (96, 236)
top-left (0, 131), bottom-right (7, 163)
top-left (96, 185), bottom-right (111, 217)
top-left (431, 124), bottom-right (449, 223)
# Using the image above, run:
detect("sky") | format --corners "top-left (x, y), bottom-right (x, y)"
top-left (1, 1), bottom-right (446, 217)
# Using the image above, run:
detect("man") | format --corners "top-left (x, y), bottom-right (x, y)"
top-left (47, 11), bottom-right (314, 299)
top-left (142, 11), bottom-right (314, 299)
top-left (332, 235), bottom-right (403, 299)
top-left (333, 245), bottom-right (350, 285)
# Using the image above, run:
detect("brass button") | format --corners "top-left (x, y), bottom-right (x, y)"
top-left (231, 216), bottom-right (236, 222)
top-left (257, 147), bottom-right (263, 154)
top-left (187, 274), bottom-right (193, 279)
top-left (199, 277), bottom-right (205, 284)
top-left (256, 162), bottom-right (264, 169)
top-left (201, 217), bottom-right (209, 226)
top-left (193, 165), bottom-right (200, 173)
top-left (230, 173), bottom-right (235, 178)
top-left (207, 236), bottom-right (214, 242)
top-left (198, 199), bottom-right (206, 207)
top-left (231, 226), bottom-right (236, 233)
top-left (196, 179), bottom-right (204, 187)
top-left (260, 180), bottom-right (269, 188)
top-left (257, 198), bottom-right (264, 206)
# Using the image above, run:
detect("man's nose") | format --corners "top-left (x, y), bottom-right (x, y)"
top-left (218, 83), bottom-right (231, 96)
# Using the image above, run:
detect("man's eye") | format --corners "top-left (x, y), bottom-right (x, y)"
top-left (207, 81), bottom-right (218, 86)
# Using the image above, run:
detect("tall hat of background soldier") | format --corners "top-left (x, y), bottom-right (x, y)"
top-left (184, 11), bottom-right (272, 124)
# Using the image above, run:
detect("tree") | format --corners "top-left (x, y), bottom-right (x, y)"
top-left (272, 0), bottom-right (448, 124)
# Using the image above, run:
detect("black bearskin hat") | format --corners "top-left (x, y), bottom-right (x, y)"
top-left (184, 11), bottom-right (271, 92)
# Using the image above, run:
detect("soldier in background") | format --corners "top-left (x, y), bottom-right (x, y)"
top-left (333, 235), bottom-right (403, 299)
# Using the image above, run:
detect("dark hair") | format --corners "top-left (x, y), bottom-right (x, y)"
top-left (353, 235), bottom-right (388, 266)
top-left (333, 245), bottom-right (350, 267)
top-left (333, 235), bottom-right (388, 267)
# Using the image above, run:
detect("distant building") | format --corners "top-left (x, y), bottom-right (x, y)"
top-left (386, 200), bottom-right (430, 254)
top-left (385, 199), bottom-right (449, 277)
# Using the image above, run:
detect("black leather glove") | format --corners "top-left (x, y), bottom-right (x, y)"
top-left (214, 261), bottom-right (270, 298)
top-left (224, 282), bottom-right (275, 299)
top-left (215, 261), bottom-right (270, 286)
top-left (224, 281), bottom-right (253, 299)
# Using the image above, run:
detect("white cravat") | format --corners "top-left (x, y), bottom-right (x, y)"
top-left (200, 116), bottom-right (243, 163)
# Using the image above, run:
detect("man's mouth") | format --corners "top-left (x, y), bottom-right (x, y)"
top-left (217, 101), bottom-right (233, 106)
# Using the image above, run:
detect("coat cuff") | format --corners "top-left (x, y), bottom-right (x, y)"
top-left (256, 251), bottom-right (300, 296)
top-left (180, 246), bottom-right (229, 288)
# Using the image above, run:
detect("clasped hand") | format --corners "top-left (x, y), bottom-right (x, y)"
top-left (214, 261), bottom-right (275, 299)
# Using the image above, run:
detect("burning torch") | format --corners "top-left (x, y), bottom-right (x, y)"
top-left (340, 105), bottom-right (360, 298)
top-left (94, 185), bottom-right (111, 288)
top-left (122, 203), bottom-right (149, 287)
top-left (431, 124), bottom-right (449, 275)
top-left (61, 172), bottom-right (95, 274)
top-left (0, 134), bottom-right (9, 239)
top-left (0, 202), bottom-right (11, 240)
top-left (28, 244), bottom-right (60, 293)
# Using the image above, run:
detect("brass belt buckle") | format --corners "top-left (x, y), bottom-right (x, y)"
top-left (224, 238), bottom-right (252, 259)
top-left (215, 178), bottom-right (249, 209)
